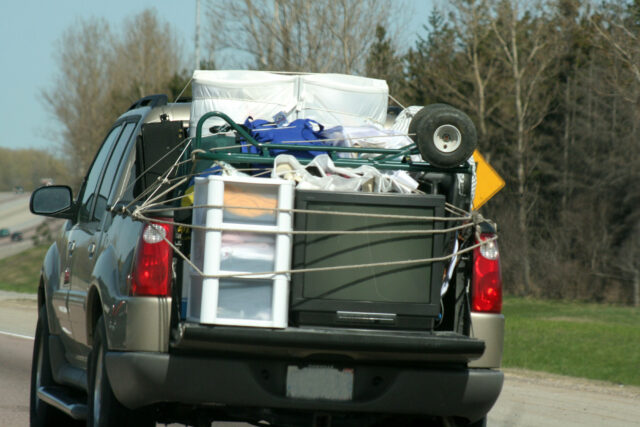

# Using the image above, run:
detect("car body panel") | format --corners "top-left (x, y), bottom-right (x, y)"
top-left (105, 296), bottom-right (172, 352)
top-left (469, 312), bottom-right (505, 368)
top-left (41, 237), bottom-right (67, 337)
top-left (68, 222), bottom-right (99, 353)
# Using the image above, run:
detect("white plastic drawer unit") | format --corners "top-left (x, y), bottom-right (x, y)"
top-left (186, 175), bottom-right (295, 328)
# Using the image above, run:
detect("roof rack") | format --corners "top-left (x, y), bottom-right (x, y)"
top-left (127, 94), bottom-right (168, 111)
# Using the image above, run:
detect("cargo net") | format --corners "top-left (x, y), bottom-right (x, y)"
top-left (111, 131), bottom-right (497, 299)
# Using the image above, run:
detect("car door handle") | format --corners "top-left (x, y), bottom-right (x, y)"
top-left (68, 241), bottom-right (76, 256)
top-left (88, 243), bottom-right (96, 258)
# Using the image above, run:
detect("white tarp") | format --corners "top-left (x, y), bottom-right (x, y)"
top-left (296, 73), bottom-right (388, 127)
top-left (189, 70), bottom-right (388, 137)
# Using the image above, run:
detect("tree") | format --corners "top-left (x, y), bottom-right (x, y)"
top-left (402, 0), bottom-right (640, 304)
top-left (42, 9), bottom-right (185, 186)
top-left (490, 0), bottom-right (559, 294)
top-left (109, 9), bottom-right (184, 107)
top-left (205, 0), bottom-right (407, 74)
top-left (405, 0), bottom-right (504, 148)
top-left (404, 1), bottom-right (560, 295)
top-left (580, 0), bottom-right (640, 305)
top-left (365, 25), bottom-right (405, 101)
top-left (42, 18), bottom-right (114, 181)
top-left (0, 148), bottom-right (70, 191)
top-left (405, 9), bottom-right (457, 106)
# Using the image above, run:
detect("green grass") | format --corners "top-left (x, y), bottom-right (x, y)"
top-left (502, 297), bottom-right (640, 386)
top-left (0, 244), bottom-right (48, 293)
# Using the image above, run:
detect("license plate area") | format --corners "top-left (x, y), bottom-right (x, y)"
top-left (286, 365), bottom-right (354, 401)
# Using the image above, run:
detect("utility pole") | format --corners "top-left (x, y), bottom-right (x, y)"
top-left (195, 0), bottom-right (201, 71)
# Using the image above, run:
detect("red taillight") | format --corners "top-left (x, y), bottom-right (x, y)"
top-left (471, 233), bottom-right (502, 313)
top-left (130, 220), bottom-right (173, 296)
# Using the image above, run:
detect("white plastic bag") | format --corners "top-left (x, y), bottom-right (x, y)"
top-left (321, 125), bottom-right (414, 159)
top-left (272, 154), bottom-right (415, 193)
top-left (318, 125), bottom-right (420, 192)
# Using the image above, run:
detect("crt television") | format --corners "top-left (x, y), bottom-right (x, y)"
top-left (290, 190), bottom-right (446, 329)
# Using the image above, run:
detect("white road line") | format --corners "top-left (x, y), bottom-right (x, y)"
top-left (0, 330), bottom-right (34, 340)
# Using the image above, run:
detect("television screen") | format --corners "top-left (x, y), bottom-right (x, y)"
top-left (291, 191), bottom-right (446, 328)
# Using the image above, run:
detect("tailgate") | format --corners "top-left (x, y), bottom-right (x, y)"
top-left (171, 324), bottom-right (484, 364)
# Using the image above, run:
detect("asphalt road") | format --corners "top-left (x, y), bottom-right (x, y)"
top-left (490, 370), bottom-right (640, 426)
top-left (0, 293), bottom-right (37, 427)
top-left (1, 291), bottom-right (638, 427)
top-left (0, 332), bottom-right (33, 426)
top-left (0, 192), bottom-right (40, 229)
top-left (0, 192), bottom-right (45, 259)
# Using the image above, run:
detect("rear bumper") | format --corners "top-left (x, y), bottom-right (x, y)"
top-left (106, 351), bottom-right (502, 421)
top-left (469, 312), bottom-right (505, 368)
top-left (105, 325), bottom-right (503, 421)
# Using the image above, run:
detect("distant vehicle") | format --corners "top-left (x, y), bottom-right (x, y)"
top-left (40, 178), bottom-right (54, 186)
top-left (14, 186), bottom-right (24, 194)
top-left (11, 232), bottom-right (23, 242)
top-left (0, 228), bottom-right (9, 238)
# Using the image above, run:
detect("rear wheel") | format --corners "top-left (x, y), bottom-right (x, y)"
top-left (443, 416), bottom-right (487, 427)
top-left (88, 315), bottom-right (153, 427)
top-left (30, 304), bottom-right (69, 426)
top-left (469, 417), bottom-right (487, 427)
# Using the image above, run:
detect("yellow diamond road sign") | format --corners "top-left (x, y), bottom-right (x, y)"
top-left (472, 150), bottom-right (505, 210)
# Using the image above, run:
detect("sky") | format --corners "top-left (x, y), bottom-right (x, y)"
top-left (0, 0), bottom-right (433, 152)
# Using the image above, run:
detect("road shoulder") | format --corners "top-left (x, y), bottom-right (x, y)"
top-left (0, 291), bottom-right (37, 338)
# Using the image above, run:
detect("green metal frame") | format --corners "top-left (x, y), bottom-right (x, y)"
top-left (192, 111), bottom-right (472, 173)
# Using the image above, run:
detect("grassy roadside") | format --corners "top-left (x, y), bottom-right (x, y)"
top-left (502, 297), bottom-right (640, 386)
top-left (0, 244), bottom-right (48, 293)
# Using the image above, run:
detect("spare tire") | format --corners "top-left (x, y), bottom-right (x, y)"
top-left (408, 104), bottom-right (477, 168)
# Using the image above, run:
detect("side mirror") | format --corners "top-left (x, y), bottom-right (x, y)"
top-left (30, 185), bottom-right (75, 220)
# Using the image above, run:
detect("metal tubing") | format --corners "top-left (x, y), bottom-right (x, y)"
top-left (193, 111), bottom-right (472, 174)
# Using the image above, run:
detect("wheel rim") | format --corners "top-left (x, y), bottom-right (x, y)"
top-left (433, 124), bottom-right (462, 153)
top-left (93, 346), bottom-right (104, 423)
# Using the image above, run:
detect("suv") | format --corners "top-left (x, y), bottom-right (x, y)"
top-left (30, 90), bottom-right (503, 426)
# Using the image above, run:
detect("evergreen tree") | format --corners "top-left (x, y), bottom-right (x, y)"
top-left (365, 25), bottom-right (405, 102)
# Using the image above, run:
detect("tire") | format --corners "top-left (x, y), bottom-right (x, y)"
top-left (443, 416), bottom-right (487, 427)
top-left (30, 305), bottom-right (70, 426)
top-left (408, 104), bottom-right (477, 168)
top-left (88, 315), bottom-right (154, 427)
top-left (408, 103), bottom-right (453, 143)
top-left (469, 417), bottom-right (487, 427)
top-left (459, 417), bottom-right (487, 427)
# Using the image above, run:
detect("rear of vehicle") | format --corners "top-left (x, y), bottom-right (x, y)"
top-left (30, 71), bottom-right (504, 427)
top-left (107, 184), bottom-right (504, 426)
top-left (104, 74), bottom-right (504, 426)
